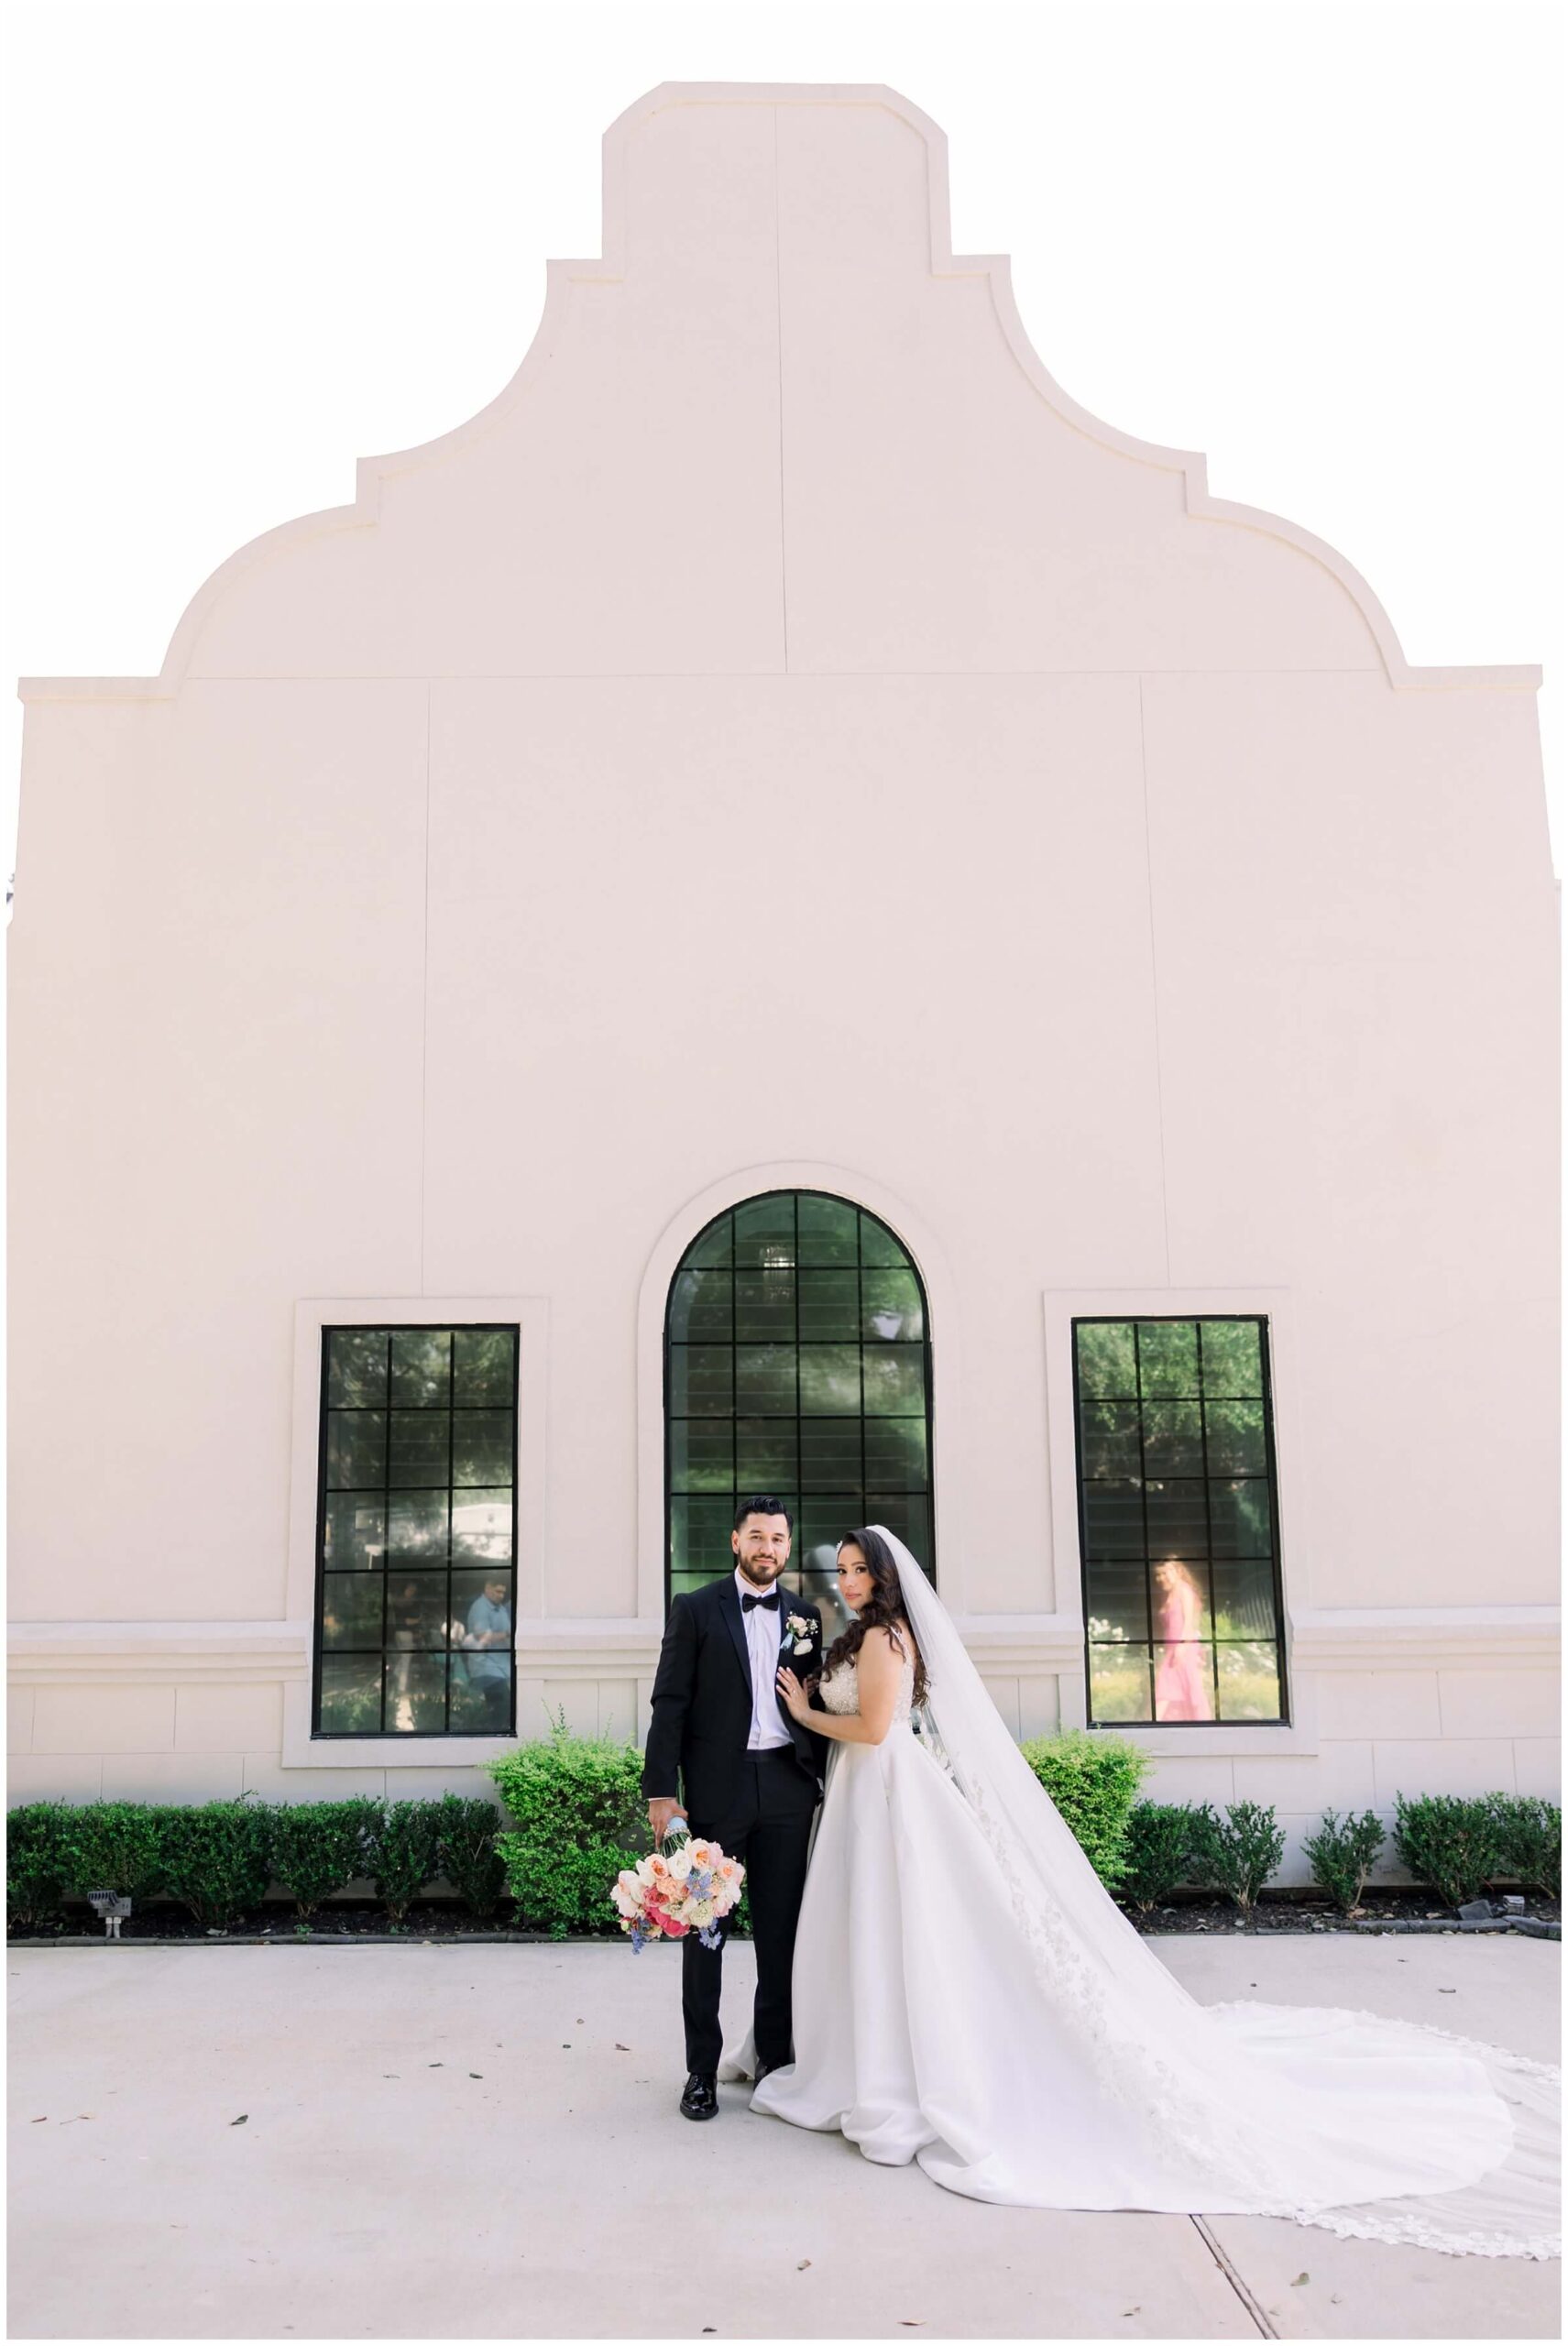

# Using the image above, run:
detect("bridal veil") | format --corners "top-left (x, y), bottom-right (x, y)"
top-left (878, 1527), bottom-right (1559, 2258)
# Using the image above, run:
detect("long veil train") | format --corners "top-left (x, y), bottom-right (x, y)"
top-left (867, 1528), bottom-right (1558, 2257)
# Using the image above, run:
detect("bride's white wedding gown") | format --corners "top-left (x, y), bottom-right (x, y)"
top-left (725, 1535), bottom-right (1559, 2260)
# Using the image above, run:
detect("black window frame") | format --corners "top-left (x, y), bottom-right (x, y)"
top-left (311, 1321), bottom-right (521, 1739)
top-left (1070, 1313), bottom-right (1288, 1730)
top-left (663, 1189), bottom-right (937, 1615)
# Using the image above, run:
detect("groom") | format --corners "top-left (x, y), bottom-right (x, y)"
top-left (642, 1496), bottom-right (826, 2121)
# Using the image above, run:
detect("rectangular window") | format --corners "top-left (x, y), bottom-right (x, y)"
top-left (313, 1325), bottom-right (519, 1738)
top-left (1071, 1317), bottom-right (1287, 1727)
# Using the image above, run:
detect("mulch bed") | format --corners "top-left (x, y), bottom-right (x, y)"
top-left (11, 1889), bottom-right (1560, 1945)
top-left (1137, 1889), bottom-right (1561, 1936)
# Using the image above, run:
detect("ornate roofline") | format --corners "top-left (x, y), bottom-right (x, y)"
top-left (16, 81), bottom-right (1541, 705)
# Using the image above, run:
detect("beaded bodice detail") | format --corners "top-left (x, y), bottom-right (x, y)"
top-left (818, 1642), bottom-right (916, 1726)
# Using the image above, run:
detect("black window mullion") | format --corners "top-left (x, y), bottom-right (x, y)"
top-left (858, 1208), bottom-right (869, 1534)
top-left (379, 1329), bottom-right (392, 1733)
top-left (1133, 1321), bottom-right (1155, 1724)
top-left (1195, 1319), bottom-right (1215, 1677)
top-left (444, 1328), bottom-right (455, 1733)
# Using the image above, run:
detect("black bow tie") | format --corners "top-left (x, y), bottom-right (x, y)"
top-left (740, 1590), bottom-right (780, 1613)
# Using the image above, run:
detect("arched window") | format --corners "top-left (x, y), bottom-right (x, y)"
top-left (664, 1189), bottom-right (935, 1627)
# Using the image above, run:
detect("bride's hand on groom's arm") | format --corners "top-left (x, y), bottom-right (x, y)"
top-left (774, 1666), bottom-right (812, 1722)
top-left (779, 1629), bottom-right (902, 1745)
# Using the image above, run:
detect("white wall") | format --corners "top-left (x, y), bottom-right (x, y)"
top-left (6, 85), bottom-right (1558, 1872)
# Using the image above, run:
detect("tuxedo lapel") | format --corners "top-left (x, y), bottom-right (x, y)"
top-left (773, 1597), bottom-right (820, 1741)
top-left (716, 1574), bottom-right (752, 1694)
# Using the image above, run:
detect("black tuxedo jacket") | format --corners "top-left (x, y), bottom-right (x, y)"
top-left (641, 1575), bottom-right (828, 1817)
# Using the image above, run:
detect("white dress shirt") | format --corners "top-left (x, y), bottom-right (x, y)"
top-left (734, 1568), bottom-right (792, 1750)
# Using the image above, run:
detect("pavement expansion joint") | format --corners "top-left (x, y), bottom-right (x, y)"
top-left (1190, 2214), bottom-right (1279, 2339)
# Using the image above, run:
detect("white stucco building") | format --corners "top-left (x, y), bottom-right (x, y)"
top-left (7, 83), bottom-right (1559, 1880)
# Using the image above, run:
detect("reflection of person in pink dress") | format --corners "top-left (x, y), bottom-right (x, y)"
top-left (1153, 1558), bottom-right (1213, 1720)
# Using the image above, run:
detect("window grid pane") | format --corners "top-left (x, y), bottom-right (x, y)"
top-left (665, 1192), bottom-right (936, 1608)
top-left (1073, 1316), bottom-right (1287, 1729)
top-left (313, 1325), bottom-right (519, 1738)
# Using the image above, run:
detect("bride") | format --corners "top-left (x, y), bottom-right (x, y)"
top-left (725, 1525), bottom-right (1559, 2261)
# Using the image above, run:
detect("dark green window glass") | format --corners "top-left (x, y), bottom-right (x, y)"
top-left (313, 1325), bottom-right (519, 1738)
top-left (1072, 1317), bottom-right (1287, 1728)
top-left (665, 1193), bottom-right (935, 1633)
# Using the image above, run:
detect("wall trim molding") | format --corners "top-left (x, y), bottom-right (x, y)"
top-left (12, 1605), bottom-right (1556, 1691)
top-left (1288, 1606), bottom-right (1562, 1672)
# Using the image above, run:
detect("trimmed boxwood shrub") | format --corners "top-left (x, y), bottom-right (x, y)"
top-left (154, 1795), bottom-right (272, 1931)
top-left (5, 1803), bottom-right (73, 1931)
top-left (365, 1799), bottom-right (444, 1925)
top-left (1119, 1800), bottom-right (1209, 1914)
top-left (55, 1800), bottom-right (167, 1901)
top-left (1021, 1728), bottom-right (1149, 1891)
top-left (1302, 1807), bottom-right (1387, 1914)
top-left (435, 1793), bottom-right (510, 1918)
top-left (1488, 1794), bottom-right (1561, 1901)
top-left (1189, 1799), bottom-right (1286, 1913)
top-left (486, 1716), bottom-right (648, 1935)
top-left (268, 1797), bottom-right (378, 1920)
top-left (1392, 1792), bottom-right (1502, 1910)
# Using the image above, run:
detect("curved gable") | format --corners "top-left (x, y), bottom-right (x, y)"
top-left (25, 82), bottom-right (1536, 701)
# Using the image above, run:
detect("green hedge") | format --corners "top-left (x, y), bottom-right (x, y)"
top-left (1020, 1728), bottom-right (1148, 1891)
top-left (6, 1744), bottom-right (1561, 1936)
top-left (485, 1715), bottom-right (649, 1936)
top-left (5, 1791), bottom-right (511, 1934)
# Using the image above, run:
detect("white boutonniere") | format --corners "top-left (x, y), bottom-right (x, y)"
top-left (785, 1611), bottom-right (813, 1655)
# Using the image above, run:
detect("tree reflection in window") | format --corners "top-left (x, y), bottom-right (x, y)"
top-left (1074, 1317), bottom-right (1287, 1727)
top-left (666, 1192), bottom-right (935, 1635)
top-left (314, 1325), bottom-right (518, 1737)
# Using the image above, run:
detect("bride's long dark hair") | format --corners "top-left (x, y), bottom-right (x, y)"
top-left (818, 1526), bottom-right (929, 1707)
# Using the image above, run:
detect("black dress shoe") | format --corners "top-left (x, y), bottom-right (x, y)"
top-left (752, 2058), bottom-right (777, 2086)
top-left (680, 2071), bottom-right (718, 2121)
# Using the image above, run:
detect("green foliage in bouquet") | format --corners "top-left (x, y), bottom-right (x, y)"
top-left (267, 1797), bottom-right (378, 1920)
top-left (1188, 1799), bottom-right (1285, 1913)
top-left (1301, 1807), bottom-right (1386, 1913)
top-left (486, 1714), bottom-right (649, 1935)
top-left (435, 1793), bottom-right (511, 1918)
top-left (1392, 1792), bottom-right (1503, 1910)
top-left (1020, 1728), bottom-right (1149, 1891)
top-left (1119, 1801), bottom-right (1210, 1913)
top-left (154, 1795), bottom-right (272, 1931)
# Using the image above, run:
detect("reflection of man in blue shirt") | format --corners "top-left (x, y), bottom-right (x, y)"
top-left (462, 1578), bottom-right (512, 1731)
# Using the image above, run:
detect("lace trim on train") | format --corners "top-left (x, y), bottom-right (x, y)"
top-left (964, 1782), bottom-right (1301, 2209)
top-left (1208, 1998), bottom-right (1563, 2260)
top-left (969, 1789), bottom-right (1561, 2251)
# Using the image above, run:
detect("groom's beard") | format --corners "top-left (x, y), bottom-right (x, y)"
top-left (735, 1556), bottom-right (789, 1589)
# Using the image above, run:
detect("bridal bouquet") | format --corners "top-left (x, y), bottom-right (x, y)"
top-left (611, 1828), bottom-right (744, 1953)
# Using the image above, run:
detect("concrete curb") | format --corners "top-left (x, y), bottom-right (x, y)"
top-left (1350, 1916), bottom-right (1562, 1940)
top-left (9, 1916), bottom-right (1560, 1948)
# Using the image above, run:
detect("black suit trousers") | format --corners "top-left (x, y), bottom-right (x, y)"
top-left (682, 1749), bottom-right (819, 2077)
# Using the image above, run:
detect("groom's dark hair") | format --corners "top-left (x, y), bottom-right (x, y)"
top-left (733, 1495), bottom-right (794, 1533)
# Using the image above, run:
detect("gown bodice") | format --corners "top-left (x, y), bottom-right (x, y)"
top-left (818, 1639), bottom-right (916, 1726)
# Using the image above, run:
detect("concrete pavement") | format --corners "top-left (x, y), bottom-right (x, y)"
top-left (7, 1933), bottom-right (1559, 2340)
